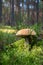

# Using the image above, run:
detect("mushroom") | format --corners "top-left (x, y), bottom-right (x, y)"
top-left (16, 29), bottom-right (37, 50)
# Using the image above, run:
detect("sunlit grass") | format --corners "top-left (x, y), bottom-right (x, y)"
top-left (0, 29), bottom-right (17, 34)
top-left (0, 25), bottom-right (17, 34)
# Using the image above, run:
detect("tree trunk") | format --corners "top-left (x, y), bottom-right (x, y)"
top-left (42, 1), bottom-right (43, 29)
top-left (16, 0), bottom-right (21, 29)
top-left (36, 0), bottom-right (39, 24)
top-left (10, 0), bottom-right (15, 26)
top-left (31, 1), bottom-right (35, 25)
top-left (0, 0), bottom-right (2, 23)
top-left (26, 0), bottom-right (30, 25)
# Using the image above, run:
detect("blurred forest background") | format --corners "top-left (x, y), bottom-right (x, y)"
top-left (0, 0), bottom-right (43, 29)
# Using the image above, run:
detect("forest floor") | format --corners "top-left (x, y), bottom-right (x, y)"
top-left (0, 25), bottom-right (43, 65)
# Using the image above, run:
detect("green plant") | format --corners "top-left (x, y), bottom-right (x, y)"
top-left (1, 39), bottom-right (43, 65)
top-left (0, 31), bottom-right (17, 51)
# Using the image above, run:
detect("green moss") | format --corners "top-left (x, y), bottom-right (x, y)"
top-left (1, 38), bottom-right (43, 65)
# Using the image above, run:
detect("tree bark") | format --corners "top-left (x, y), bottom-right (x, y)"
top-left (36, 0), bottom-right (39, 24)
top-left (16, 0), bottom-right (21, 27)
top-left (10, 0), bottom-right (15, 26)
top-left (0, 0), bottom-right (2, 23)
top-left (26, 0), bottom-right (30, 25)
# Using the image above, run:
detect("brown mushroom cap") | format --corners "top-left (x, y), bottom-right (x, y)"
top-left (16, 29), bottom-right (36, 36)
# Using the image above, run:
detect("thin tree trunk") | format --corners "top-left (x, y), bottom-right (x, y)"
top-left (31, 1), bottom-right (35, 25)
top-left (36, 0), bottom-right (39, 24)
top-left (42, 1), bottom-right (43, 29)
top-left (0, 0), bottom-right (2, 23)
top-left (10, 0), bottom-right (15, 26)
top-left (16, 0), bottom-right (21, 28)
top-left (26, 0), bottom-right (30, 25)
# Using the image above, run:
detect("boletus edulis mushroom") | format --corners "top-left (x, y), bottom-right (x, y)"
top-left (16, 29), bottom-right (37, 50)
